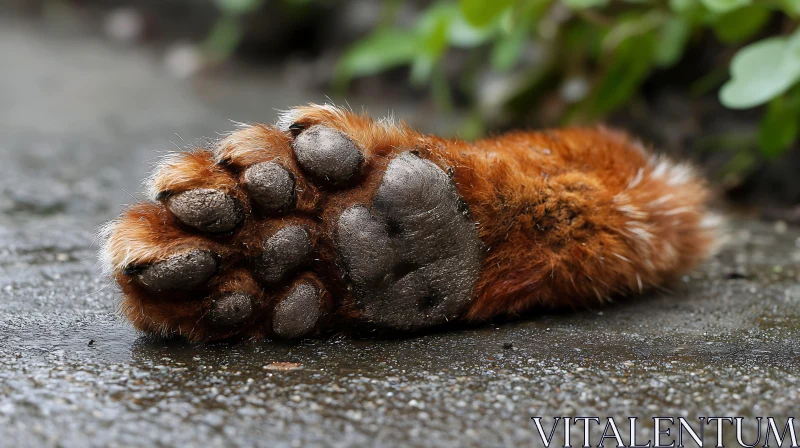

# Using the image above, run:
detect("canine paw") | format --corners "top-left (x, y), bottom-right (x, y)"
top-left (101, 105), bottom-right (483, 341)
top-left (102, 105), bottom-right (718, 340)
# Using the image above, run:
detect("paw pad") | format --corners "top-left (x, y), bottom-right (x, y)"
top-left (292, 125), bottom-right (363, 184)
top-left (209, 293), bottom-right (254, 329)
top-left (243, 162), bottom-right (295, 212)
top-left (336, 152), bottom-right (483, 330)
top-left (166, 188), bottom-right (243, 233)
top-left (136, 249), bottom-right (217, 292)
top-left (253, 226), bottom-right (312, 284)
top-left (272, 281), bottom-right (322, 338)
top-left (108, 112), bottom-right (483, 341)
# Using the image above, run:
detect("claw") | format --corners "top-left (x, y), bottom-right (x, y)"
top-left (122, 264), bottom-right (146, 276)
top-left (288, 122), bottom-right (305, 137)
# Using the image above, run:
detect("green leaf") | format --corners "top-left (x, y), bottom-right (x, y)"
top-left (491, 21), bottom-right (528, 71)
top-left (720, 35), bottom-right (800, 109)
top-left (588, 32), bottom-right (656, 117)
top-left (789, 26), bottom-right (800, 54)
top-left (420, 3), bottom-right (492, 48)
top-left (759, 96), bottom-right (800, 158)
top-left (700, 0), bottom-right (750, 13)
top-left (459, 0), bottom-right (512, 28)
top-left (403, 4), bottom-right (453, 86)
top-left (421, 10), bottom-right (450, 56)
top-left (448, 10), bottom-right (496, 47)
top-left (335, 29), bottom-right (419, 83)
top-left (782, 0), bottom-right (800, 16)
top-left (669, 0), bottom-right (697, 14)
top-left (213, 0), bottom-right (263, 16)
top-left (654, 17), bottom-right (690, 67)
top-left (203, 16), bottom-right (243, 60)
top-left (564, 0), bottom-right (609, 9)
top-left (670, 0), bottom-right (715, 24)
top-left (410, 12), bottom-right (450, 85)
top-left (713, 5), bottom-right (770, 43)
top-left (564, 22), bottom-right (605, 60)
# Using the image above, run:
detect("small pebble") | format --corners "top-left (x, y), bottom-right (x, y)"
top-left (264, 362), bottom-right (302, 371)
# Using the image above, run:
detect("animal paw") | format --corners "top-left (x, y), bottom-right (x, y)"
top-left (101, 105), bottom-right (483, 341)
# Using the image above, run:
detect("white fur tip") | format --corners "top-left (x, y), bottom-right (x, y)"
top-left (97, 217), bottom-right (121, 277)
top-left (276, 103), bottom-right (348, 132)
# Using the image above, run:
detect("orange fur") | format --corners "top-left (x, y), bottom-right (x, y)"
top-left (101, 104), bottom-right (719, 341)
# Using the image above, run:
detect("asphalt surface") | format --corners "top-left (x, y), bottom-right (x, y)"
top-left (2, 19), bottom-right (800, 448)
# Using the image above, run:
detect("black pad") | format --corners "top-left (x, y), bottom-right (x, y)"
top-left (272, 281), bottom-right (321, 338)
top-left (136, 250), bottom-right (217, 292)
top-left (292, 125), bottom-right (363, 184)
top-left (335, 152), bottom-right (483, 330)
top-left (243, 162), bottom-right (295, 212)
top-left (253, 226), bottom-right (312, 284)
top-left (166, 188), bottom-right (243, 233)
top-left (209, 293), bottom-right (253, 328)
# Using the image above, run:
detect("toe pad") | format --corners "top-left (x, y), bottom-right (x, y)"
top-left (210, 293), bottom-right (253, 329)
top-left (253, 226), bottom-right (312, 284)
top-left (166, 189), bottom-right (243, 233)
top-left (244, 162), bottom-right (295, 212)
top-left (292, 125), bottom-right (363, 184)
top-left (272, 281), bottom-right (321, 338)
top-left (135, 250), bottom-right (217, 292)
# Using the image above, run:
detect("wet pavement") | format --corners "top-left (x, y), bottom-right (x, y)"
top-left (2, 19), bottom-right (800, 448)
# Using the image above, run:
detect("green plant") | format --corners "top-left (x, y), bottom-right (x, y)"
top-left (337, 0), bottom-right (800, 157)
top-left (204, 0), bottom-right (315, 61)
top-left (203, 0), bottom-right (264, 61)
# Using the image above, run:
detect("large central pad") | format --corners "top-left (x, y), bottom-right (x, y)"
top-left (335, 152), bottom-right (483, 330)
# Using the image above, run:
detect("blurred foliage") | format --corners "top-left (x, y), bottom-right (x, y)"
top-left (204, 0), bottom-right (314, 60)
top-left (332, 0), bottom-right (800, 158)
top-left (204, 0), bottom-right (264, 60)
